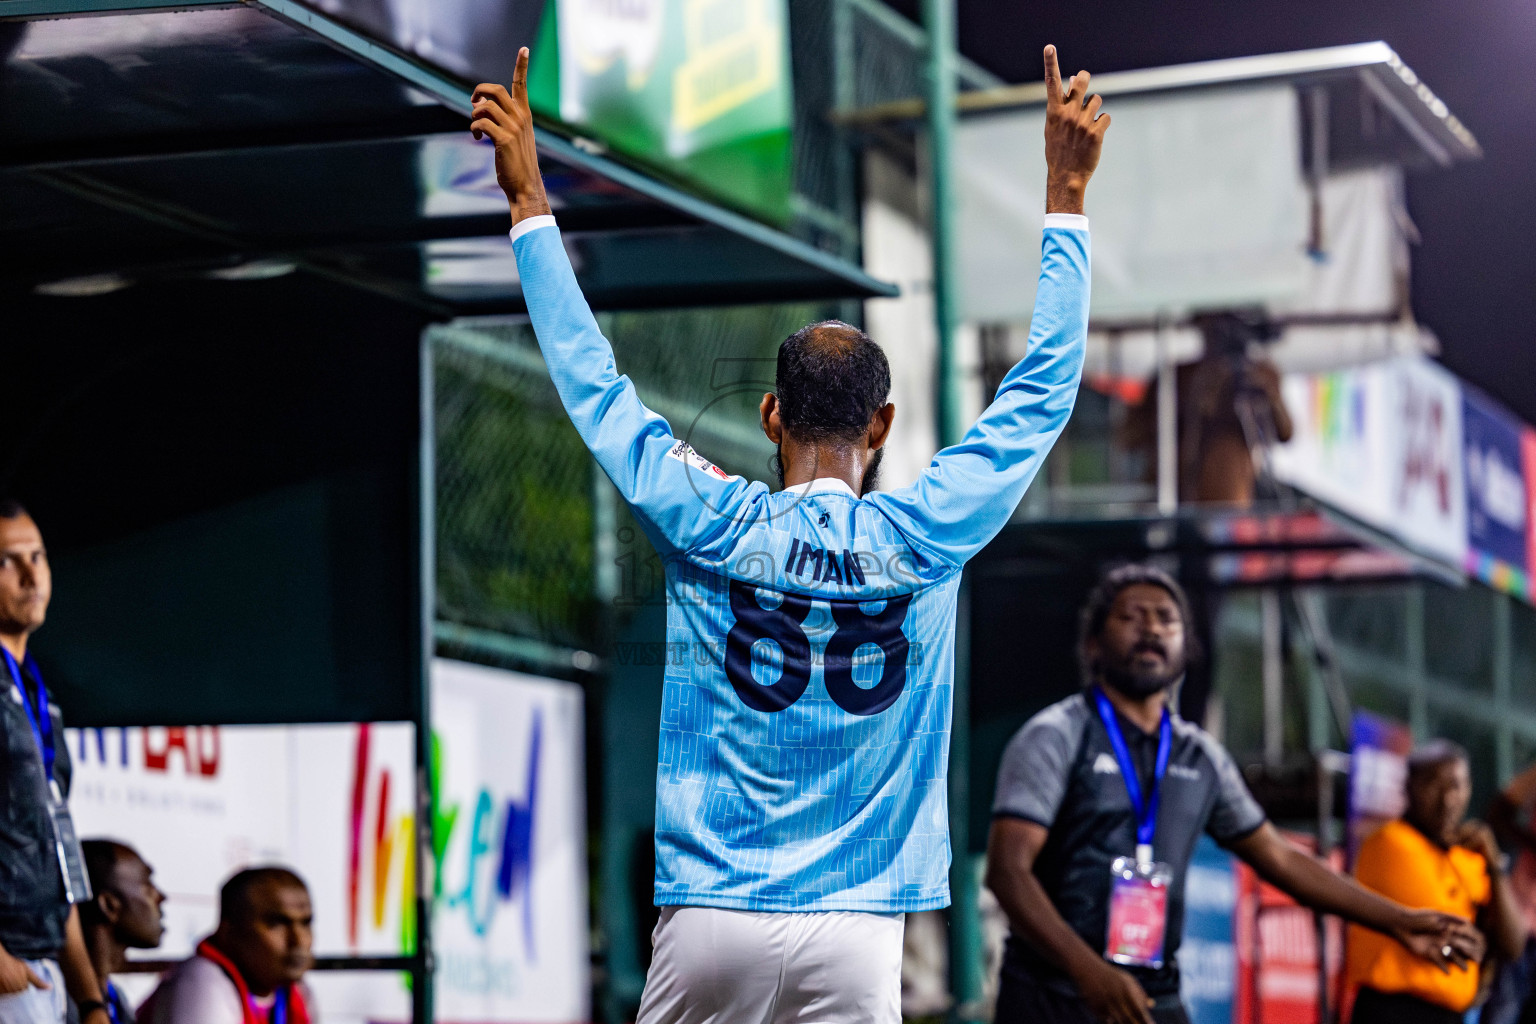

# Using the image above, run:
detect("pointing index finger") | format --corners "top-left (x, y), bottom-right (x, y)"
top-left (1043, 45), bottom-right (1062, 107)
top-left (511, 46), bottom-right (530, 105)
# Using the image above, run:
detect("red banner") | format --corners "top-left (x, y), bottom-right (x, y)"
top-left (1233, 833), bottom-right (1345, 1024)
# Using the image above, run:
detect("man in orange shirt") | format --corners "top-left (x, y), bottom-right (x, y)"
top-left (1348, 741), bottom-right (1526, 1024)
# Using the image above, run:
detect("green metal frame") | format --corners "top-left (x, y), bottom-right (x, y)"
top-left (253, 0), bottom-right (897, 300)
top-left (923, 1), bottom-right (985, 1019)
top-left (0, 0), bottom-right (234, 16)
top-left (414, 331), bottom-right (437, 1024)
top-left (1237, 585), bottom-right (1528, 786)
top-left (2, 0), bottom-right (898, 302)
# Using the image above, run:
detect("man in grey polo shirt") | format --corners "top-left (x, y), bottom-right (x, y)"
top-left (986, 564), bottom-right (1484, 1024)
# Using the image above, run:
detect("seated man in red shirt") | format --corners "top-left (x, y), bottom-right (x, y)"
top-left (142, 868), bottom-right (315, 1024)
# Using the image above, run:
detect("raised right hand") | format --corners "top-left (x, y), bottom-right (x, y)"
top-left (1394, 909), bottom-right (1485, 971)
top-left (0, 948), bottom-right (49, 995)
top-left (471, 47), bottom-right (553, 224)
top-left (1042, 44), bottom-right (1110, 214)
top-left (1073, 957), bottom-right (1155, 1024)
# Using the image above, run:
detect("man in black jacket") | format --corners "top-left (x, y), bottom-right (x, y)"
top-left (0, 501), bottom-right (111, 1024)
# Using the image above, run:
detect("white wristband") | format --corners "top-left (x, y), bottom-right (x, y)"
top-left (1043, 213), bottom-right (1089, 231)
top-left (509, 214), bottom-right (558, 244)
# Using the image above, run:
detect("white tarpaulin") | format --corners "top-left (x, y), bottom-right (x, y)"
top-left (1270, 355), bottom-right (1467, 565)
top-left (1072, 168), bottom-right (1421, 385)
top-left (956, 84), bottom-right (1310, 322)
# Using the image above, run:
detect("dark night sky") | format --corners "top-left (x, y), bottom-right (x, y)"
top-left (885, 0), bottom-right (1536, 422)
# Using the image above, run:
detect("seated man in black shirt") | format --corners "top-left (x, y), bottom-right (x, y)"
top-left (81, 841), bottom-right (166, 1024)
top-left (986, 564), bottom-right (1483, 1024)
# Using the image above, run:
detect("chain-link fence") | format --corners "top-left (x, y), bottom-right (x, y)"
top-left (433, 326), bottom-right (598, 650)
top-left (432, 299), bottom-right (843, 657)
top-left (787, 0), bottom-right (1003, 258)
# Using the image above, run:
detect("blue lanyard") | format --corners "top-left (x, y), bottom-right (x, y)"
top-left (0, 648), bottom-right (54, 782)
top-left (105, 982), bottom-right (124, 1024)
top-left (249, 990), bottom-right (288, 1024)
top-left (1092, 687), bottom-right (1171, 864)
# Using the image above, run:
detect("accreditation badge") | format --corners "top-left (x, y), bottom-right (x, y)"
top-left (1104, 854), bottom-right (1171, 968)
top-left (46, 780), bottom-right (92, 904)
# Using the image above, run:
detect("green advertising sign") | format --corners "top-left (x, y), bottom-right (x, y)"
top-left (547, 0), bottom-right (793, 225)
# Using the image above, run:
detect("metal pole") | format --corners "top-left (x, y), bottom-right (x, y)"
top-left (1155, 322), bottom-right (1178, 515)
top-left (1406, 586), bottom-right (1427, 738)
top-left (923, 2), bottom-right (981, 1018)
top-left (926, 0), bottom-right (963, 449)
top-left (831, 0), bottom-right (859, 262)
top-left (1314, 749), bottom-right (1349, 1024)
top-left (949, 579), bottom-right (982, 1022)
top-left (1261, 589), bottom-right (1284, 768)
top-left (1494, 590), bottom-right (1513, 784)
top-left (413, 335), bottom-right (437, 1024)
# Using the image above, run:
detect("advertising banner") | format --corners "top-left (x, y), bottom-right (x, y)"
top-left (67, 723), bottom-right (417, 959)
top-left (1271, 356), bottom-right (1468, 568)
top-left (1182, 837), bottom-right (1239, 1024)
top-left (430, 658), bottom-right (589, 1024)
top-left (1526, 428), bottom-right (1536, 578)
top-left (1387, 357), bottom-right (1467, 566)
top-left (1347, 711), bottom-right (1412, 861)
top-left (558, 0), bottom-right (793, 222)
top-left (1270, 362), bottom-right (1393, 531)
top-left (299, 0), bottom-right (547, 93)
top-left (302, 0), bottom-right (792, 223)
top-left (1463, 388), bottom-right (1530, 594)
top-left (67, 723), bottom-right (418, 1023)
top-left (65, 659), bottom-right (588, 1024)
top-left (1233, 833), bottom-right (1343, 1024)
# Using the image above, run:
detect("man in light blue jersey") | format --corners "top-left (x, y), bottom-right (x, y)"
top-left (470, 42), bottom-right (1108, 1024)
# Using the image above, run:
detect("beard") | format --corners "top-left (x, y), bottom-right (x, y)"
top-left (771, 445), bottom-right (884, 496)
top-left (1098, 645), bottom-right (1185, 700)
top-left (859, 447), bottom-right (884, 494)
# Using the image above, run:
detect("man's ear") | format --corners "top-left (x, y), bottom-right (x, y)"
top-left (868, 403), bottom-right (896, 451)
top-left (760, 393), bottom-right (783, 444)
top-left (97, 891), bottom-right (123, 926)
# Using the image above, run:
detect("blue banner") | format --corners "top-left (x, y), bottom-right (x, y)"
top-left (1181, 835), bottom-right (1238, 1024)
top-left (1464, 388), bottom-right (1529, 579)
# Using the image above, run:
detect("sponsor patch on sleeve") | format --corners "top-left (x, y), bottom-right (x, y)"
top-left (666, 440), bottom-right (735, 481)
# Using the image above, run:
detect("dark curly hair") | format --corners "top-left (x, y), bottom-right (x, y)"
top-left (775, 320), bottom-right (891, 445)
top-left (1077, 563), bottom-right (1200, 682)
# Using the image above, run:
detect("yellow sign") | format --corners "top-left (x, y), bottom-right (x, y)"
top-left (671, 0), bottom-right (782, 134)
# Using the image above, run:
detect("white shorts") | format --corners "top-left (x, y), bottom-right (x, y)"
top-left (635, 906), bottom-right (905, 1024)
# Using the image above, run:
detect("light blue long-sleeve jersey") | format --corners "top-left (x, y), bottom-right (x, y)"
top-left (511, 214), bottom-right (1090, 911)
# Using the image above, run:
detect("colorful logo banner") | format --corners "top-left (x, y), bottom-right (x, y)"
top-left (1463, 387), bottom-right (1529, 594)
top-left (1271, 356), bottom-right (1468, 568)
top-left (430, 658), bottom-right (589, 1024)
